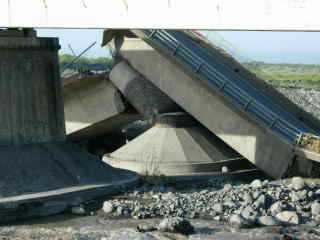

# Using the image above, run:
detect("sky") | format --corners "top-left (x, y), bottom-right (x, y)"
top-left (38, 29), bottom-right (320, 64)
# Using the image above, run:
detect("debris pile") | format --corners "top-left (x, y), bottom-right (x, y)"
top-left (103, 177), bottom-right (320, 228)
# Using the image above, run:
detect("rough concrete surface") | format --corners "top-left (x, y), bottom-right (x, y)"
top-left (116, 39), bottom-right (296, 178)
top-left (63, 74), bottom-right (135, 140)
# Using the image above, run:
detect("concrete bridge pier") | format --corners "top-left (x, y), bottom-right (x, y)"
top-left (0, 29), bottom-right (138, 222)
top-left (104, 61), bottom-right (255, 178)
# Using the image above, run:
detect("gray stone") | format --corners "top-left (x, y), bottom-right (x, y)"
top-left (276, 211), bottom-right (299, 225)
top-left (71, 205), bottom-right (87, 215)
top-left (224, 200), bottom-right (236, 209)
top-left (103, 201), bottom-right (114, 214)
top-left (253, 190), bottom-right (261, 199)
top-left (241, 206), bottom-right (257, 222)
top-left (253, 194), bottom-right (266, 209)
top-left (258, 216), bottom-right (280, 226)
top-left (137, 224), bottom-right (156, 233)
top-left (250, 179), bottom-right (263, 189)
top-left (311, 202), bottom-right (320, 217)
top-left (213, 203), bottom-right (224, 214)
top-left (242, 192), bottom-right (253, 204)
top-left (223, 184), bottom-right (232, 192)
top-left (291, 177), bottom-right (305, 191)
top-left (221, 166), bottom-right (229, 173)
top-left (158, 217), bottom-right (195, 235)
top-left (270, 201), bottom-right (283, 216)
top-left (229, 214), bottom-right (251, 228)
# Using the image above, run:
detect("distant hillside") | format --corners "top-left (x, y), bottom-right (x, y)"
top-left (244, 61), bottom-right (320, 89)
top-left (59, 54), bottom-right (320, 89)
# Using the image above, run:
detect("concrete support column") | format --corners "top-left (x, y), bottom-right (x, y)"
top-left (0, 30), bottom-right (65, 145)
top-left (0, 30), bottom-right (138, 222)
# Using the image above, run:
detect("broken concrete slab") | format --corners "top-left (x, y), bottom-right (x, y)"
top-left (63, 73), bottom-right (139, 141)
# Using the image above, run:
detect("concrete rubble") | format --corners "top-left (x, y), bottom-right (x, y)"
top-left (1, 177), bottom-right (319, 240)
top-left (102, 177), bottom-right (320, 228)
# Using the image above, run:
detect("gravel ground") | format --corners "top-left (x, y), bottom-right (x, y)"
top-left (104, 177), bottom-right (320, 226)
top-left (276, 87), bottom-right (320, 120)
top-left (3, 177), bottom-right (320, 240)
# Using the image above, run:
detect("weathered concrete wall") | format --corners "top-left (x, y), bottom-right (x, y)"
top-left (117, 39), bottom-right (295, 178)
top-left (0, 36), bottom-right (65, 145)
top-left (63, 74), bottom-right (138, 140)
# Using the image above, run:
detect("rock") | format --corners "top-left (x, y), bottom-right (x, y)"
top-left (311, 202), bottom-right (320, 217)
top-left (250, 179), bottom-right (263, 189)
top-left (241, 206), bottom-right (257, 223)
top-left (71, 205), bottom-right (86, 215)
top-left (258, 216), bottom-right (280, 226)
top-left (253, 190), bottom-right (261, 199)
top-left (242, 192), bottom-right (253, 204)
top-left (253, 194), bottom-right (266, 209)
top-left (224, 200), bottom-right (236, 209)
top-left (221, 166), bottom-right (229, 173)
top-left (103, 201), bottom-right (114, 214)
top-left (276, 211), bottom-right (299, 225)
top-left (291, 177), bottom-right (305, 191)
top-left (223, 184), bottom-right (232, 192)
top-left (158, 217), bottom-right (195, 235)
top-left (213, 203), bottom-right (224, 214)
top-left (137, 224), bottom-right (156, 233)
top-left (229, 214), bottom-right (251, 228)
top-left (270, 201), bottom-right (283, 216)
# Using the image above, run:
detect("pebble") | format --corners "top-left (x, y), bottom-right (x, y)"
top-left (269, 201), bottom-right (283, 216)
top-left (137, 224), bottom-right (156, 233)
top-left (229, 214), bottom-right (251, 228)
top-left (223, 184), bottom-right (232, 192)
top-left (276, 211), bottom-right (299, 225)
top-left (103, 201), bottom-right (114, 214)
top-left (71, 205), bottom-right (87, 215)
top-left (221, 166), bottom-right (229, 173)
top-left (241, 206), bottom-right (257, 222)
top-left (213, 203), bottom-right (224, 214)
top-left (258, 216), bottom-right (280, 226)
top-left (242, 192), bottom-right (253, 204)
top-left (291, 177), bottom-right (305, 191)
top-left (158, 217), bottom-right (195, 235)
top-left (253, 194), bottom-right (266, 209)
top-left (311, 202), bottom-right (320, 217)
top-left (250, 179), bottom-right (263, 189)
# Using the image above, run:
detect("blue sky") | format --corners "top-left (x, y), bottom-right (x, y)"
top-left (38, 29), bottom-right (320, 64)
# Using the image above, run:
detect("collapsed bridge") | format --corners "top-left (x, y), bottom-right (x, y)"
top-left (0, 27), bottom-right (320, 222)
top-left (100, 29), bottom-right (320, 179)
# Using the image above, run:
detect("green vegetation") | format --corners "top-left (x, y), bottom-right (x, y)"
top-left (244, 61), bottom-right (320, 89)
top-left (59, 54), bottom-right (320, 89)
top-left (59, 54), bottom-right (113, 73)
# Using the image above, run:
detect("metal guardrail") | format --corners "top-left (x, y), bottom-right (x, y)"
top-left (140, 29), bottom-right (315, 143)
